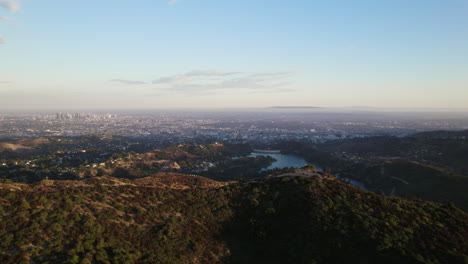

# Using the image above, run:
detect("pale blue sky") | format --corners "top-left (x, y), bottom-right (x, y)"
top-left (1, 0), bottom-right (467, 110)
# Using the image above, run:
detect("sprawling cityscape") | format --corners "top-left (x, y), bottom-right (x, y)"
top-left (1, 109), bottom-right (467, 144)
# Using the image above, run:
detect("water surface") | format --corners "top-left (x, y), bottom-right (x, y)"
top-left (247, 153), bottom-right (321, 171)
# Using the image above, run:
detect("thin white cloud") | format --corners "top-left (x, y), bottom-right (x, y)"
top-left (0, 2), bottom-right (19, 45)
top-left (168, 0), bottom-right (179, 5)
top-left (248, 71), bottom-right (293, 79)
top-left (152, 70), bottom-right (295, 94)
top-left (109, 70), bottom-right (295, 94)
top-left (0, 0), bottom-right (21, 12)
top-left (185, 70), bottom-right (241, 77)
top-left (153, 70), bottom-right (241, 84)
top-left (110, 79), bottom-right (147, 85)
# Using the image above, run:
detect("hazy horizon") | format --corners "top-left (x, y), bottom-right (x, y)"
top-left (2, 106), bottom-right (468, 115)
top-left (1, 0), bottom-right (468, 109)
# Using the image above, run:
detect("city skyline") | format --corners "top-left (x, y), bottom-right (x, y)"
top-left (1, 0), bottom-right (468, 110)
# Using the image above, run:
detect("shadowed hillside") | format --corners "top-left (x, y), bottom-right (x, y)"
top-left (281, 131), bottom-right (468, 211)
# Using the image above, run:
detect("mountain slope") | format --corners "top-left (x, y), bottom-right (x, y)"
top-left (0, 171), bottom-right (466, 264)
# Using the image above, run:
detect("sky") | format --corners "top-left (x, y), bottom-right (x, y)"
top-left (0, 0), bottom-right (467, 110)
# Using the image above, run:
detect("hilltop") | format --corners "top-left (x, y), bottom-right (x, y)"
top-left (0, 169), bottom-right (466, 263)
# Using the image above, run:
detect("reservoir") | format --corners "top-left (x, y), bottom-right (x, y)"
top-left (246, 152), bottom-right (322, 171)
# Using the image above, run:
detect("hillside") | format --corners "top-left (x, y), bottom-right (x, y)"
top-left (0, 170), bottom-right (466, 263)
top-left (412, 129), bottom-right (468, 139)
top-left (346, 160), bottom-right (468, 210)
top-left (281, 132), bottom-right (468, 211)
top-left (0, 138), bottom-right (50, 152)
top-left (316, 132), bottom-right (468, 175)
top-left (0, 143), bottom-right (31, 152)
